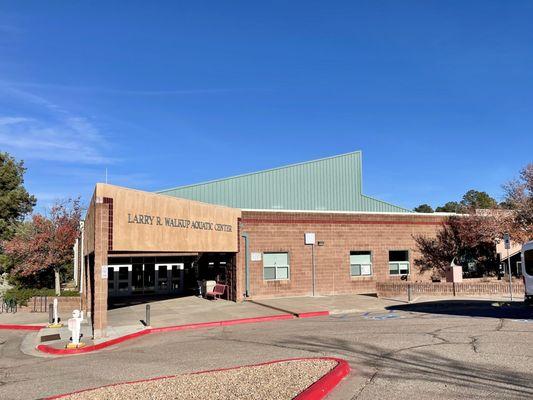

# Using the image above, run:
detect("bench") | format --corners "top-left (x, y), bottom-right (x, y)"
top-left (205, 284), bottom-right (226, 300)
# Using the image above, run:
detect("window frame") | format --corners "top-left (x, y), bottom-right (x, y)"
top-left (388, 250), bottom-right (410, 276)
top-left (349, 251), bottom-right (373, 277)
top-left (263, 252), bottom-right (290, 281)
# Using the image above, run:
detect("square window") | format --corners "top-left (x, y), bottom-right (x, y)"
top-left (389, 251), bottom-right (410, 275)
top-left (263, 252), bottom-right (290, 280)
top-left (350, 251), bottom-right (372, 277)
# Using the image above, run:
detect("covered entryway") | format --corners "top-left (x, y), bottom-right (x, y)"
top-left (106, 252), bottom-right (237, 309)
top-left (79, 183), bottom-right (242, 338)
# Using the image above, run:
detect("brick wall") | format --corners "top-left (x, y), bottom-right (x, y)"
top-left (17, 296), bottom-right (81, 314)
top-left (377, 281), bottom-right (525, 297)
top-left (236, 211), bottom-right (447, 300)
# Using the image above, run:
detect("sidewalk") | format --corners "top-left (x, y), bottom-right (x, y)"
top-left (249, 294), bottom-right (403, 315)
top-left (0, 311), bottom-right (48, 326)
top-left (107, 295), bottom-right (294, 328)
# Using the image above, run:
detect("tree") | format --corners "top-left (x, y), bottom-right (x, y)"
top-left (435, 201), bottom-right (462, 213)
top-left (414, 204), bottom-right (434, 213)
top-left (414, 214), bottom-right (503, 277)
top-left (502, 163), bottom-right (533, 243)
top-left (0, 152), bottom-right (36, 241)
top-left (3, 199), bottom-right (81, 295)
top-left (460, 190), bottom-right (497, 210)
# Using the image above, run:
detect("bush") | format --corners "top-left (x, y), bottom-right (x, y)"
top-left (2, 287), bottom-right (79, 306)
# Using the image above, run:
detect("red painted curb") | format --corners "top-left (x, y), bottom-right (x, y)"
top-left (37, 329), bottom-right (151, 355)
top-left (44, 357), bottom-right (350, 400)
top-left (294, 358), bottom-right (351, 400)
top-left (296, 311), bottom-right (330, 318)
top-left (37, 313), bottom-right (295, 355)
top-left (37, 311), bottom-right (328, 355)
top-left (0, 324), bottom-right (45, 331)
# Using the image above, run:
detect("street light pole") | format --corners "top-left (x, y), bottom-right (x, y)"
top-left (507, 246), bottom-right (513, 302)
top-left (311, 243), bottom-right (316, 297)
top-left (504, 233), bottom-right (513, 302)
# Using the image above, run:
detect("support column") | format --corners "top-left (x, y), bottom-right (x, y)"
top-left (93, 197), bottom-right (110, 339)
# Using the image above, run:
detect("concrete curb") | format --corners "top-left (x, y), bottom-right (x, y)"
top-left (43, 356), bottom-right (350, 400)
top-left (37, 311), bottom-right (330, 355)
top-left (0, 324), bottom-right (45, 331)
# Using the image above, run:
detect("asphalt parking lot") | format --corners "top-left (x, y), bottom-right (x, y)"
top-left (1, 299), bottom-right (533, 400)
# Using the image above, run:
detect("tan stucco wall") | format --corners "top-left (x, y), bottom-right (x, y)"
top-left (83, 192), bottom-right (96, 255)
top-left (94, 183), bottom-right (241, 253)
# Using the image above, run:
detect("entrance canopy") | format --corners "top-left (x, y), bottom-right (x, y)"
top-left (79, 184), bottom-right (242, 338)
top-left (84, 183), bottom-right (242, 255)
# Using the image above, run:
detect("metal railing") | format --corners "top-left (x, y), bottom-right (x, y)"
top-left (31, 296), bottom-right (48, 313)
top-left (0, 295), bottom-right (17, 313)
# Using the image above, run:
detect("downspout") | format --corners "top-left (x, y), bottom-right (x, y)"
top-left (241, 232), bottom-right (250, 297)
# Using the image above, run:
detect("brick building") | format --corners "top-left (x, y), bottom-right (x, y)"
top-left (76, 151), bottom-right (450, 337)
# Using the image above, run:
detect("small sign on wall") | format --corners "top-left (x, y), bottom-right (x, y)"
top-left (101, 265), bottom-right (109, 279)
top-left (305, 232), bottom-right (316, 245)
top-left (251, 252), bottom-right (262, 261)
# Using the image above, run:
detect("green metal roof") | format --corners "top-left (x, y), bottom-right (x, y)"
top-left (158, 151), bottom-right (411, 213)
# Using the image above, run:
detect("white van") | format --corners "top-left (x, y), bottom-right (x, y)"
top-left (522, 241), bottom-right (533, 304)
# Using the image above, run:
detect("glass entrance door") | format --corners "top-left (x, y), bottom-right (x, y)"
top-left (132, 263), bottom-right (144, 294)
top-left (108, 265), bottom-right (132, 297)
top-left (155, 264), bottom-right (169, 293)
top-left (170, 264), bottom-right (184, 293)
top-left (143, 263), bottom-right (155, 294)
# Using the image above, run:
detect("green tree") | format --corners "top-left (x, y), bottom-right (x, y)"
top-left (0, 152), bottom-right (36, 241)
top-left (460, 190), bottom-right (497, 210)
top-left (435, 201), bottom-right (462, 213)
top-left (414, 204), bottom-right (434, 213)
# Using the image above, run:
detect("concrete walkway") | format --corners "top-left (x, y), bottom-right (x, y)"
top-left (249, 294), bottom-right (403, 315)
top-left (0, 311), bottom-right (48, 326)
top-left (107, 295), bottom-right (292, 329)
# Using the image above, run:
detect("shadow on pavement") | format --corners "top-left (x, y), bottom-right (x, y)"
top-left (385, 299), bottom-right (533, 320)
top-left (280, 334), bottom-right (533, 398)
top-left (108, 293), bottom-right (197, 310)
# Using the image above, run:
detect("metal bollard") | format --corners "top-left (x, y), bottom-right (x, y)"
top-left (146, 304), bottom-right (150, 327)
top-left (407, 284), bottom-right (412, 303)
top-left (48, 303), bottom-right (54, 324)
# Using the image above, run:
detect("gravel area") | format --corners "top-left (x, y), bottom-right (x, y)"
top-left (59, 359), bottom-right (337, 400)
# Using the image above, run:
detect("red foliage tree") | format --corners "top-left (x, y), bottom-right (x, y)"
top-left (3, 199), bottom-right (81, 294)
top-left (414, 214), bottom-right (504, 278)
top-left (502, 163), bottom-right (533, 243)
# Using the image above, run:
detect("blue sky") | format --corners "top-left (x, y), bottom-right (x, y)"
top-left (0, 1), bottom-right (532, 212)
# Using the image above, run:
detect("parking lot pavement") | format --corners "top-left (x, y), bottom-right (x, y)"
top-left (1, 299), bottom-right (533, 400)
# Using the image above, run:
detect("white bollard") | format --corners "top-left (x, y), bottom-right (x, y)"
top-left (47, 298), bottom-right (63, 328)
top-left (53, 298), bottom-right (59, 325)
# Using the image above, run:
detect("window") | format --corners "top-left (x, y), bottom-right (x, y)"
top-left (389, 250), bottom-right (410, 275)
top-left (350, 251), bottom-right (372, 276)
top-left (525, 250), bottom-right (533, 276)
top-left (263, 252), bottom-right (290, 280)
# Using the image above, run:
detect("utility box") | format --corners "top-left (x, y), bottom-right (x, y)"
top-left (445, 265), bottom-right (463, 283)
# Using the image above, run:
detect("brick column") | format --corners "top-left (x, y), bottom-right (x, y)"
top-left (93, 197), bottom-right (110, 338)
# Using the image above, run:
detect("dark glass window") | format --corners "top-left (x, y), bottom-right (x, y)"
top-left (525, 250), bottom-right (533, 276)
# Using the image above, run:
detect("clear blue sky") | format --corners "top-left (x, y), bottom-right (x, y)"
top-left (0, 1), bottom-right (532, 212)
